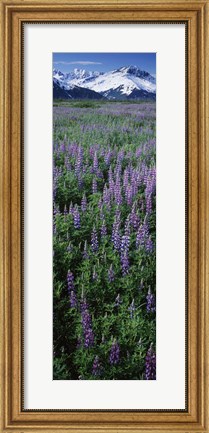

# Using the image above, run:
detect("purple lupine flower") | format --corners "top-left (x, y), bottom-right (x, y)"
top-left (108, 166), bottom-right (115, 197)
top-left (121, 250), bottom-right (130, 276)
top-left (77, 173), bottom-right (83, 190)
top-left (130, 203), bottom-right (140, 230)
top-left (93, 152), bottom-right (98, 172)
top-left (104, 149), bottom-right (112, 166)
top-left (67, 271), bottom-right (77, 308)
top-left (145, 166), bottom-right (156, 197)
top-left (101, 218), bottom-right (107, 238)
top-left (59, 142), bottom-right (66, 154)
top-left (92, 355), bottom-right (101, 376)
top-left (120, 234), bottom-right (130, 254)
top-left (115, 162), bottom-right (122, 177)
top-left (135, 147), bottom-right (142, 159)
top-left (136, 221), bottom-right (149, 249)
top-left (92, 177), bottom-right (97, 194)
top-left (81, 299), bottom-right (94, 348)
top-left (146, 194), bottom-right (152, 215)
top-left (146, 236), bottom-right (153, 253)
top-left (89, 145), bottom-right (96, 159)
top-left (81, 193), bottom-right (87, 212)
top-left (128, 299), bottom-right (135, 319)
top-left (146, 288), bottom-right (156, 312)
top-left (97, 168), bottom-right (103, 180)
top-left (120, 230), bottom-right (130, 276)
top-left (103, 184), bottom-right (111, 209)
top-left (114, 174), bottom-right (123, 206)
top-left (67, 271), bottom-right (74, 295)
top-left (124, 183), bottom-right (133, 206)
top-left (111, 223), bottom-right (121, 252)
top-left (73, 206), bottom-right (80, 229)
top-left (145, 345), bottom-right (156, 380)
top-left (70, 290), bottom-right (77, 308)
top-left (109, 340), bottom-right (120, 365)
top-left (131, 178), bottom-right (138, 199)
top-left (136, 224), bottom-right (144, 248)
top-left (64, 156), bottom-right (71, 171)
top-left (124, 216), bottom-right (131, 236)
top-left (98, 197), bottom-right (103, 210)
top-left (117, 149), bottom-right (125, 163)
top-left (144, 166), bottom-right (156, 215)
top-left (111, 212), bottom-right (121, 250)
top-left (115, 186), bottom-right (122, 206)
top-left (91, 226), bottom-right (99, 253)
top-left (80, 294), bottom-right (88, 312)
top-left (108, 264), bottom-right (114, 282)
top-left (74, 146), bottom-right (83, 176)
top-left (123, 168), bottom-right (129, 190)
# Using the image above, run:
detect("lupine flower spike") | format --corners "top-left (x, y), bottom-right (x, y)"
top-left (109, 340), bottom-right (120, 365)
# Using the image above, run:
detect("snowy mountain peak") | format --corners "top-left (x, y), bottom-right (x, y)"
top-left (64, 68), bottom-right (102, 81)
top-left (74, 68), bottom-right (86, 76)
top-left (115, 65), bottom-right (155, 83)
top-left (116, 65), bottom-right (139, 74)
top-left (73, 68), bottom-right (101, 78)
top-left (53, 69), bottom-right (65, 80)
top-left (53, 65), bottom-right (156, 100)
top-left (72, 68), bottom-right (92, 78)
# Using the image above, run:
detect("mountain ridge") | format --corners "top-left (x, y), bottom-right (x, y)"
top-left (53, 65), bottom-right (156, 100)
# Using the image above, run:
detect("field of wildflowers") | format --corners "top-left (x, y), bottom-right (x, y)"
top-left (53, 100), bottom-right (156, 380)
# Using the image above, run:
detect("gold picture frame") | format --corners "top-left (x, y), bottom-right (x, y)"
top-left (0, 1), bottom-right (208, 432)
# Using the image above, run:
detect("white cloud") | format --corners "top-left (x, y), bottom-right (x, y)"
top-left (53, 61), bottom-right (102, 66)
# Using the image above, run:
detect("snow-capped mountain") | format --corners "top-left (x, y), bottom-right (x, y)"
top-left (65, 68), bottom-right (103, 82)
top-left (53, 69), bottom-right (65, 81)
top-left (53, 77), bottom-right (104, 100)
top-left (53, 66), bottom-right (156, 100)
top-left (53, 68), bottom-right (102, 89)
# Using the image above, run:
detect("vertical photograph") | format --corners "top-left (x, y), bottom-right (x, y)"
top-left (53, 53), bottom-right (156, 380)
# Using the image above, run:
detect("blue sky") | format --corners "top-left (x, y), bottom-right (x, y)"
top-left (53, 53), bottom-right (156, 75)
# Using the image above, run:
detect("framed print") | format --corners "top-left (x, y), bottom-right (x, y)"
top-left (0, 1), bottom-right (209, 432)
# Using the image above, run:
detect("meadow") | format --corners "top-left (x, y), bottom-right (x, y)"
top-left (53, 100), bottom-right (156, 380)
